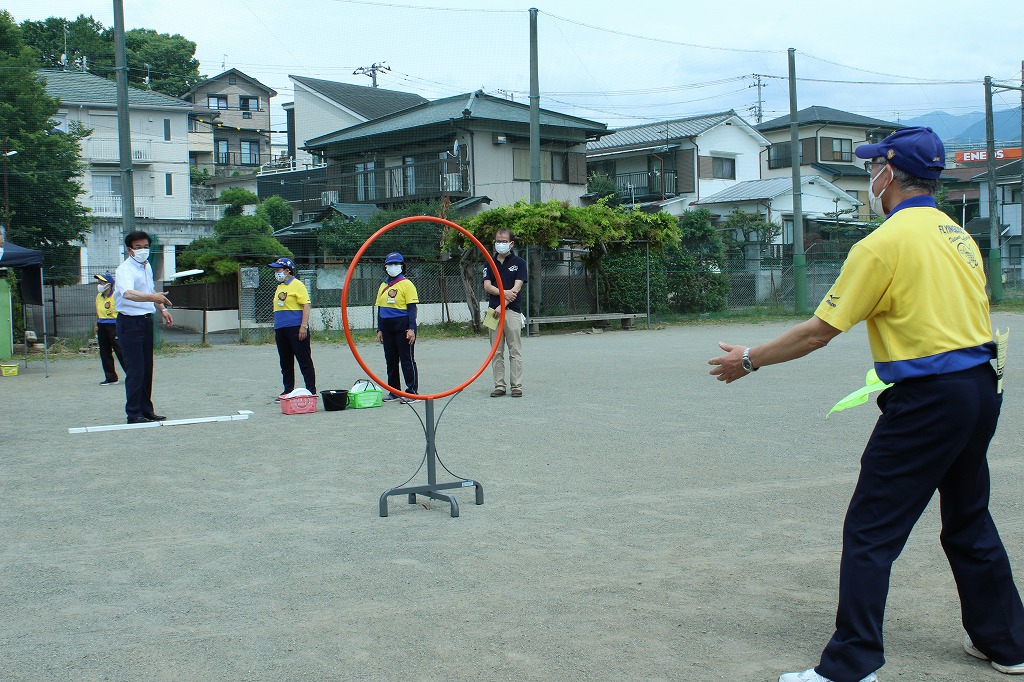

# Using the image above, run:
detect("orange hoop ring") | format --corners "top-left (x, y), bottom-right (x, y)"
top-left (341, 215), bottom-right (507, 401)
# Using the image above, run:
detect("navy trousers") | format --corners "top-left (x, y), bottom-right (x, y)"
top-left (97, 322), bottom-right (125, 382)
top-left (275, 325), bottom-right (316, 394)
top-left (116, 313), bottom-right (155, 420)
top-left (817, 363), bottom-right (1024, 681)
top-left (380, 317), bottom-right (417, 394)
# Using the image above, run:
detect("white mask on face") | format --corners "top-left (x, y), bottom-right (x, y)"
top-left (386, 264), bottom-right (403, 278)
top-left (130, 248), bottom-right (150, 264)
top-left (98, 284), bottom-right (108, 293)
top-left (495, 242), bottom-right (511, 255)
top-left (868, 165), bottom-right (892, 218)
top-left (274, 270), bottom-right (289, 283)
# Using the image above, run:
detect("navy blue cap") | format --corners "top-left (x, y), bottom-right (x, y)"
top-left (94, 272), bottom-right (114, 285)
top-left (385, 252), bottom-right (404, 264)
top-left (267, 257), bottom-right (296, 270)
top-left (855, 126), bottom-right (945, 180)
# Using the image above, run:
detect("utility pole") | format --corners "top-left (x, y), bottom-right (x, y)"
top-left (750, 74), bottom-right (764, 124)
top-left (983, 73), bottom-right (1024, 302)
top-left (787, 48), bottom-right (807, 313)
top-left (529, 8), bottom-right (541, 204)
top-left (353, 62), bottom-right (389, 88)
top-left (113, 0), bottom-right (136, 235)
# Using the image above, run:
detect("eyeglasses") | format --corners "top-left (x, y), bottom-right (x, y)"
top-left (495, 240), bottom-right (510, 244)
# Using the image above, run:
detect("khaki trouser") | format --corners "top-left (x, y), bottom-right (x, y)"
top-left (489, 308), bottom-right (523, 390)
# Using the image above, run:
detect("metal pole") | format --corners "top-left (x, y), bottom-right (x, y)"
top-left (113, 0), bottom-right (136, 234)
top-left (984, 76), bottom-right (1003, 302)
top-left (528, 8), bottom-right (541, 204)
top-left (645, 241), bottom-right (651, 329)
top-left (787, 48), bottom-right (807, 312)
top-left (1, 138), bottom-right (10, 240)
top-left (1020, 61), bottom-right (1024, 279)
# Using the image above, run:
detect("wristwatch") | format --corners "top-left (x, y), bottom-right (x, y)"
top-left (741, 347), bottom-right (758, 372)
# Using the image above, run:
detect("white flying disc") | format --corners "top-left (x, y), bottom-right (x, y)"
top-left (165, 269), bottom-right (204, 279)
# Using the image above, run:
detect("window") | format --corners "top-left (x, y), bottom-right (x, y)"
top-left (240, 140), bottom-right (260, 165)
top-left (94, 174), bottom-right (122, 196)
top-left (52, 113), bottom-right (69, 133)
top-left (712, 157), bottom-right (736, 180)
top-left (513, 149), bottom-right (568, 181)
top-left (356, 161), bottom-right (376, 201)
top-left (215, 139), bottom-right (229, 164)
top-left (239, 96), bottom-right (259, 111)
top-left (163, 118), bottom-right (172, 141)
top-left (831, 138), bottom-right (853, 162)
top-left (165, 173), bottom-right (173, 196)
top-left (207, 95), bottom-right (228, 110)
top-left (228, 75), bottom-right (237, 85)
top-left (769, 142), bottom-right (792, 169)
top-left (782, 218), bottom-right (794, 245)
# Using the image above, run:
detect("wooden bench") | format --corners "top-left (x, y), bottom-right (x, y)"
top-left (527, 312), bottom-right (646, 336)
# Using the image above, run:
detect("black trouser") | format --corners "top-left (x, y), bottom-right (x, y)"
top-left (97, 322), bottom-right (125, 382)
top-left (380, 317), bottom-right (417, 394)
top-left (817, 363), bottom-right (1024, 681)
top-left (275, 325), bottom-right (316, 394)
top-left (116, 313), bottom-right (155, 420)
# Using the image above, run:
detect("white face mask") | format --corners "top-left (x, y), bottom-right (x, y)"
top-left (98, 284), bottom-right (108, 293)
top-left (386, 264), bottom-right (402, 278)
top-left (868, 165), bottom-right (892, 218)
top-left (495, 242), bottom-right (512, 255)
top-left (274, 270), bottom-right (289, 283)
top-left (130, 247), bottom-right (150, 264)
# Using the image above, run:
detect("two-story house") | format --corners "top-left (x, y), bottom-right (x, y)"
top-left (284, 76), bottom-right (428, 169)
top-left (41, 69), bottom-right (195, 279)
top-left (181, 68), bottom-right (277, 176)
top-left (756, 105), bottom-right (900, 219)
top-left (303, 90), bottom-right (607, 216)
top-left (972, 159), bottom-right (1023, 282)
top-left (586, 111), bottom-right (768, 215)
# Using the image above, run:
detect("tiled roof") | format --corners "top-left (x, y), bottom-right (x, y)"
top-left (757, 106), bottom-right (899, 133)
top-left (587, 111), bottom-right (738, 151)
top-left (291, 76), bottom-right (427, 121)
top-left (811, 162), bottom-right (870, 178)
top-left (969, 159), bottom-right (1022, 182)
top-left (306, 91), bottom-right (607, 148)
top-left (39, 69), bottom-right (191, 109)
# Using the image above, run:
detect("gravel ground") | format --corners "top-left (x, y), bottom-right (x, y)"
top-left (2, 315), bottom-right (1023, 681)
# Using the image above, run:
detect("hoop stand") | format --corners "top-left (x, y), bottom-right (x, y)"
top-left (379, 398), bottom-right (483, 518)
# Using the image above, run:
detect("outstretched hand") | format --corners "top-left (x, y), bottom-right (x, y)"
top-left (708, 342), bottom-right (748, 384)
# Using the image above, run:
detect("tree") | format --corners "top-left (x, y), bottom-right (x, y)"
top-left (720, 209), bottom-right (781, 263)
top-left (0, 11), bottom-right (90, 284)
top-left (176, 190), bottom-right (291, 281)
top-left (255, 195), bottom-right (294, 231)
top-left (317, 202), bottom-right (447, 262)
top-left (19, 15), bottom-right (201, 96)
top-left (666, 209), bottom-right (730, 313)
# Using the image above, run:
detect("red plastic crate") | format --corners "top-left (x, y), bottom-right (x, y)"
top-left (280, 394), bottom-right (318, 414)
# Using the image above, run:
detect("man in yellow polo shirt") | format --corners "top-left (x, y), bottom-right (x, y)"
top-left (708, 127), bottom-right (1024, 682)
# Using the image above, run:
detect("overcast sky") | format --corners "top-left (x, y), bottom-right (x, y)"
top-left (9, 0), bottom-right (1024, 140)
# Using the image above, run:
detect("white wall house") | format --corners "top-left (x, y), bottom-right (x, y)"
top-left (41, 70), bottom-right (197, 280)
top-left (756, 106), bottom-right (900, 220)
top-left (586, 111), bottom-right (769, 216)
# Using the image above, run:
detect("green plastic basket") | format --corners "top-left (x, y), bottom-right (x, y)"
top-left (347, 380), bottom-right (383, 409)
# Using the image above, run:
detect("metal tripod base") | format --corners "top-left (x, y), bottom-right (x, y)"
top-left (379, 398), bottom-right (484, 518)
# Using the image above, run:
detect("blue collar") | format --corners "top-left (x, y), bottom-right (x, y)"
top-left (887, 194), bottom-right (936, 218)
top-left (386, 275), bottom-right (406, 284)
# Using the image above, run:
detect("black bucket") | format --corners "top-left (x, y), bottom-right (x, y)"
top-left (321, 390), bottom-right (349, 411)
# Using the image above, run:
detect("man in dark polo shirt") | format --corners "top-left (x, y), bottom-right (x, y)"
top-left (482, 228), bottom-right (527, 397)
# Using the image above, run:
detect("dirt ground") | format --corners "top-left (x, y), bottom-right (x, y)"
top-left (2, 315), bottom-right (1023, 681)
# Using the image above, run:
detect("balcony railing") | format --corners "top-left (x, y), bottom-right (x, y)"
top-left (323, 159), bottom-right (470, 204)
top-left (215, 151), bottom-right (261, 167)
top-left (90, 194), bottom-right (153, 218)
top-left (87, 137), bottom-right (153, 164)
top-left (190, 204), bottom-right (228, 220)
top-left (614, 170), bottom-right (677, 201)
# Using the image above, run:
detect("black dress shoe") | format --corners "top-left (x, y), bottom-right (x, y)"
top-left (127, 416), bottom-right (155, 424)
top-left (144, 413), bottom-right (167, 421)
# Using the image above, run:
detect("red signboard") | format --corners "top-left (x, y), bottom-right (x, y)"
top-left (955, 148), bottom-right (1023, 163)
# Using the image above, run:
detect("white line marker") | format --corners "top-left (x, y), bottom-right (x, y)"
top-left (69, 410), bottom-right (253, 434)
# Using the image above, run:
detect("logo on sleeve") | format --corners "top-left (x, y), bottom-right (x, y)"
top-left (825, 294), bottom-right (840, 308)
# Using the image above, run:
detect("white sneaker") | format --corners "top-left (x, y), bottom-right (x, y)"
top-left (965, 634), bottom-right (1024, 674)
top-left (779, 669), bottom-right (878, 682)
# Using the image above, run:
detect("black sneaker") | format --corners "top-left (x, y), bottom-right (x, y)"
top-left (100, 379), bottom-right (119, 386)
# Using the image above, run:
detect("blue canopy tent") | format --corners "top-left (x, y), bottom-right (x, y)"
top-left (0, 241), bottom-right (50, 376)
